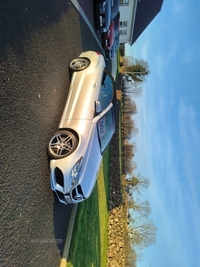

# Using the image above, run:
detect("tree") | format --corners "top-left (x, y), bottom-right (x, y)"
top-left (132, 126), bottom-right (139, 136)
top-left (123, 141), bottom-right (137, 155)
top-left (122, 117), bottom-right (135, 137)
top-left (124, 160), bottom-right (137, 175)
top-left (128, 219), bottom-right (157, 249)
top-left (122, 77), bottom-right (143, 98)
top-left (124, 234), bottom-right (138, 267)
top-left (122, 115), bottom-right (138, 139)
top-left (126, 176), bottom-right (139, 186)
top-left (123, 143), bottom-right (134, 159)
top-left (128, 199), bottom-right (151, 218)
top-left (122, 96), bottom-right (137, 115)
top-left (129, 173), bottom-right (150, 195)
top-left (122, 57), bottom-right (150, 83)
top-left (123, 113), bottom-right (133, 127)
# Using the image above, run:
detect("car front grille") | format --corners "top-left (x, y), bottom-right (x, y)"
top-left (72, 185), bottom-right (84, 202)
top-left (55, 167), bottom-right (64, 187)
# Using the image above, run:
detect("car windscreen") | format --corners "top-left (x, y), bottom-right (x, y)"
top-left (111, 3), bottom-right (119, 19)
top-left (97, 108), bottom-right (114, 153)
top-left (98, 71), bottom-right (114, 110)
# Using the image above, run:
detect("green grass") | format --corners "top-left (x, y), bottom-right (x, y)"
top-left (66, 148), bottom-right (110, 267)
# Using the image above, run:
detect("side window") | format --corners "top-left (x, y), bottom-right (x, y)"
top-left (98, 70), bottom-right (114, 110)
top-left (97, 108), bottom-right (114, 153)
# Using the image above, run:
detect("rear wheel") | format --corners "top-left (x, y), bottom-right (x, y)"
top-left (69, 57), bottom-right (90, 71)
top-left (48, 130), bottom-right (78, 159)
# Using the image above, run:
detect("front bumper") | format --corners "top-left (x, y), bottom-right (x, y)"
top-left (50, 164), bottom-right (84, 204)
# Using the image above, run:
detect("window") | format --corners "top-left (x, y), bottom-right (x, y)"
top-left (120, 0), bottom-right (129, 5)
top-left (119, 29), bottom-right (127, 35)
top-left (120, 21), bottom-right (128, 27)
top-left (97, 108), bottom-right (115, 153)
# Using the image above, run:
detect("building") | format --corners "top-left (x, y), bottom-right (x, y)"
top-left (119, 0), bottom-right (164, 45)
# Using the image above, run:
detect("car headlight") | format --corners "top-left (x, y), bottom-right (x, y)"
top-left (100, 2), bottom-right (106, 13)
top-left (71, 157), bottom-right (83, 185)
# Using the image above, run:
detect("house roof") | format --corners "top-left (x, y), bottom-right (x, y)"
top-left (130, 0), bottom-right (164, 45)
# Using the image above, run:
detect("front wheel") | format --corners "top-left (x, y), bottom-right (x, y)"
top-left (48, 130), bottom-right (78, 159)
top-left (69, 57), bottom-right (90, 71)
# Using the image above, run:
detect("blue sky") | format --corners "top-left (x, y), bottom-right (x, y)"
top-left (126, 0), bottom-right (200, 266)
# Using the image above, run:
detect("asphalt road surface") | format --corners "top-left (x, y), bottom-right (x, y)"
top-left (0, 1), bottom-right (111, 266)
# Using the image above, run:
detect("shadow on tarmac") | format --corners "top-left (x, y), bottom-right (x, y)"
top-left (0, 0), bottom-right (70, 58)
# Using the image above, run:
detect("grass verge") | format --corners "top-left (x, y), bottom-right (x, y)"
top-left (66, 148), bottom-right (110, 267)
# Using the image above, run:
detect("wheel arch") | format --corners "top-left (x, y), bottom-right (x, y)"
top-left (47, 128), bottom-right (79, 159)
top-left (58, 127), bottom-right (80, 143)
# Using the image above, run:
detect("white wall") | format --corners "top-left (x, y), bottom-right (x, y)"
top-left (119, 0), bottom-right (138, 44)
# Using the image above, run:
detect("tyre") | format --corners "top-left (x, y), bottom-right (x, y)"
top-left (48, 130), bottom-right (78, 159)
top-left (69, 57), bottom-right (90, 71)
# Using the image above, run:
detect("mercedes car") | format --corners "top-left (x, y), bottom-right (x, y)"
top-left (47, 51), bottom-right (116, 204)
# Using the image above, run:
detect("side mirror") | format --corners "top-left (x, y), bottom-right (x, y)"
top-left (95, 101), bottom-right (102, 114)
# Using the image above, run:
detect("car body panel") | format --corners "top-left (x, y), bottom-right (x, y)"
top-left (103, 12), bottom-right (120, 51)
top-left (74, 124), bottom-right (102, 199)
top-left (103, 20), bottom-right (115, 49)
top-left (111, 0), bottom-right (119, 19)
top-left (50, 104), bottom-right (115, 204)
top-left (105, 33), bottom-right (120, 59)
top-left (59, 52), bottom-right (105, 125)
top-left (50, 121), bottom-right (102, 200)
top-left (48, 51), bottom-right (116, 204)
top-left (96, 0), bottom-right (112, 33)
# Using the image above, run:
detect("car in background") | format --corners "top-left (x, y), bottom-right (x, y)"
top-left (111, 0), bottom-right (119, 20)
top-left (96, 0), bottom-right (112, 33)
top-left (47, 51), bottom-right (116, 204)
top-left (105, 34), bottom-right (120, 59)
top-left (103, 12), bottom-right (120, 51)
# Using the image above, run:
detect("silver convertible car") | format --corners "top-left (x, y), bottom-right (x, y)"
top-left (47, 51), bottom-right (116, 204)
